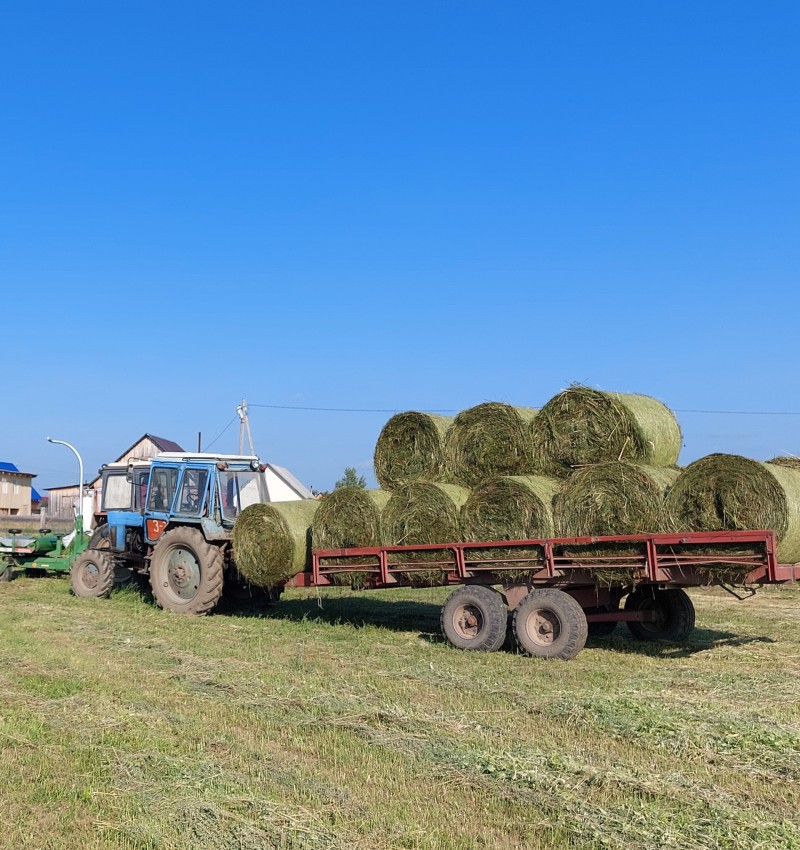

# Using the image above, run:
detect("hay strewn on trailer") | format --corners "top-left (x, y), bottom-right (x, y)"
top-left (665, 453), bottom-right (800, 562)
top-left (446, 402), bottom-right (538, 486)
top-left (381, 482), bottom-right (470, 584)
top-left (373, 412), bottom-right (454, 489)
top-left (554, 462), bottom-right (679, 537)
top-left (531, 387), bottom-right (682, 477)
top-left (232, 500), bottom-right (319, 587)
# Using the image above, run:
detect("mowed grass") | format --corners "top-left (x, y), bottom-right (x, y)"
top-left (0, 577), bottom-right (799, 849)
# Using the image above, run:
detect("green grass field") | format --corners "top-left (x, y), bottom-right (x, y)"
top-left (0, 577), bottom-right (798, 849)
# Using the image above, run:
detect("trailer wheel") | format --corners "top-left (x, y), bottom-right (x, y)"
top-left (624, 587), bottom-right (695, 642)
top-left (71, 550), bottom-right (115, 598)
top-left (441, 585), bottom-right (507, 651)
top-left (512, 589), bottom-right (588, 660)
top-left (149, 527), bottom-right (224, 615)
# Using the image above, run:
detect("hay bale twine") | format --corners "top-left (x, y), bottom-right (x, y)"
top-left (232, 500), bottom-right (319, 587)
top-left (462, 475), bottom-right (559, 542)
top-left (373, 412), bottom-right (454, 489)
top-left (446, 402), bottom-right (538, 486)
top-left (554, 462), bottom-right (679, 537)
top-left (665, 453), bottom-right (800, 562)
top-left (531, 387), bottom-right (682, 477)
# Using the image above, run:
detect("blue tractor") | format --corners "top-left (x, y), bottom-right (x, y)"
top-left (71, 453), bottom-right (272, 614)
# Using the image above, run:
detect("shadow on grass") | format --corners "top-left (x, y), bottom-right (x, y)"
top-left (262, 595), bottom-right (443, 636)
top-left (586, 626), bottom-right (777, 658)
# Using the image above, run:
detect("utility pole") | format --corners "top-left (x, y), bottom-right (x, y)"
top-left (236, 399), bottom-right (256, 456)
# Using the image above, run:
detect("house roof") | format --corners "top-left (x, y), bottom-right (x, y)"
top-left (266, 463), bottom-right (314, 499)
top-left (114, 433), bottom-right (184, 461)
top-left (0, 461), bottom-right (35, 478)
top-left (31, 487), bottom-right (42, 501)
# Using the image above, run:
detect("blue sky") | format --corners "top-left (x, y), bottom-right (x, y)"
top-left (2, 1), bottom-right (799, 492)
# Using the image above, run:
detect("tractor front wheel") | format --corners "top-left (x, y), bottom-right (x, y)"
top-left (149, 527), bottom-right (224, 615)
top-left (71, 550), bottom-right (115, 598)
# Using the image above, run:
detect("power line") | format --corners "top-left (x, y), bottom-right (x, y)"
top-left (203, 414), bottom-right (238, 450)
top-left (248, 402), bottom-right (800, 416)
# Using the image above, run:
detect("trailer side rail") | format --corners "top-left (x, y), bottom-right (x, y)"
top-left (288, 530), bottom-right (790, 590)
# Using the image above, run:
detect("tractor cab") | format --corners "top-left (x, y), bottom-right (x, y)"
top-left (139, 453), bottom-right (268, 546)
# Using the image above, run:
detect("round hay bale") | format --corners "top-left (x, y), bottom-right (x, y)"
top-left (554, 462), bottom-right (679, 537)
top-left (373, 412), bottom-right (454, 489)
top-left (311, 488), bottom-right (391, 587)
top-left (382, 483), bottom-right (470, 584)
top-left (531, 387), bottom-right (682, 477)
top-left (665, 453), bottom-right (800, 562)
top-left (462, 475), bottom-right (559, 542)
top-left (767, 456), bottom-right (800, 470)
top-left (446, 403), bottom-right (538, 486)
top-left (312, 487), bottom-right (391, 550)
top-left (232, 500), bottom-right (319, 587)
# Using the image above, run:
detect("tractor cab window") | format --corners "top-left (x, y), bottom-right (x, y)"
top-left (147, 467), bottom-right (179, 512)
top-left (102, 472), bottom-right (133, 511)
top-left (219, 470), bottom-right (262, 522)
top-left (178, 469), bottom-right (208, 515)
top-left (133, 469), bottom-right (149, 511)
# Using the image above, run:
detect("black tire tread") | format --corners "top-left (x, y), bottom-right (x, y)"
top-left (625, 587), bottom-right (695, 642)
top-left (512, 588), bottom-right (588, 660)
top-left (149, 527), bottom-right (224, 615)
top-left (440, 585), bottom-right (507, 652)
top-left (71, 550), bottom-right (115, 598)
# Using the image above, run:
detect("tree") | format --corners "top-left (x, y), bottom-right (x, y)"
top-left (335, 467), bottom-right (367, 489)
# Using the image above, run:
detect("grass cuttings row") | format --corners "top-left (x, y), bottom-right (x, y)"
top-left (446, 402), bottom-right (538, 486)
top-left (232, 500), bottom-right (319, 587)
top-left (666, 453), bottom-right (800, 563)
top-left (531, 386), bottom-right (682, 477)
top-left (554, 462), bottom-right (679, 538)
top-left (381, 482), bottom-right (470, 584)
top-left (312, 487), bottom-right (392, 586)
top-left (373, 412), bottom-right (454, 489)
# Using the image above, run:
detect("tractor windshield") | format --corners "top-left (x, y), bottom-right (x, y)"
top-left (219, 470), bottom-right (263, 522)
top-left (102, 472), bottom-right (133, 511)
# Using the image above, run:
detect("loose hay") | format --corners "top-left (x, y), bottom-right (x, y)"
top-left (531, 386), bottom-right (682, 477)
top-left (554, 462), bottom-right (679, 537)
top-left (382, 482), bottom-right (470, 584)
top-left (768, 456), bottom-right (800, 470)
top-left (373, 411), bottom-right (454, 489)
top-left (446, 402), bottom-right (538, 486)
top-left (232, 500), bottom-right (319, 587)
top-left (665, 453), bottom-right (800, 563)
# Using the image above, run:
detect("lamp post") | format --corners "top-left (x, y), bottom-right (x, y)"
top-left (47, 437), bottom-right (85, 523)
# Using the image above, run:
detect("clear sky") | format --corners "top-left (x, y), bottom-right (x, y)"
top-left (2, 1), bottom-right (799, 493)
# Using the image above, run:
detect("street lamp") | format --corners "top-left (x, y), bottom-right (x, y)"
top-left (47, 437), bottom-right (85, 523)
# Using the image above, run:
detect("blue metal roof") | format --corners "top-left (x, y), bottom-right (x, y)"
top-left (31, 487), bottom-right (42, 501)
top-left (0, 462), bottom-right (20, 472)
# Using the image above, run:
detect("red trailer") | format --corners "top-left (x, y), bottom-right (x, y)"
top-left (286, 529), bottom-right (799, 659)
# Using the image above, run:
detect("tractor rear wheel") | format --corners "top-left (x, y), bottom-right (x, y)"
top-left (624, 587), bottom-right (695, 642)
top-left (149, 527), bottom-right (224, 615)
top-left (512, 589), bottom-right (588, 660)
top-left (89, 524), bottom-right (111, 549)
top-left (71, 550), bottom-right (115, 598)
top-left (441, 585), bottom-right (508, 651)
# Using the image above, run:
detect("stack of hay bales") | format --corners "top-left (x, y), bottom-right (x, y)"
top-left (233, 385), bottom-right (800, 590)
